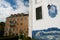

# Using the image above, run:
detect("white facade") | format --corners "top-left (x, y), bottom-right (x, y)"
top-left (29, 0), bottom-right (60, 37)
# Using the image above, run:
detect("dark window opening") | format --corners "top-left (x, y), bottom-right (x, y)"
top-left (36, 6), bottom-right (42, 20)
top-left (10, 21), bottom-right (15, 27)
top-left (16, 34), bottom-right (18, 36)
top-left (20, 23), bottom-right (23, 25)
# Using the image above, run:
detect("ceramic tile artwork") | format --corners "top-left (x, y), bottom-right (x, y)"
top-left (32, 28), bottom-right (60, 40)
top-left (48, 4), bottom-right (57, 18)
top-left (29, 0), bottom-right (60, 39)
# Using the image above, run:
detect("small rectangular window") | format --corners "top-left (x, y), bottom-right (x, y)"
top-left (20, 23), bottom-right (23, 25)
top-left (36, 6), bottom-right (42, 20)
top-left (20, 18), bottom-right (23, 20)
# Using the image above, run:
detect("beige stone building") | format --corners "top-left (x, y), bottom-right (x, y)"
top-left (4, 13), bottom-right (29, 36)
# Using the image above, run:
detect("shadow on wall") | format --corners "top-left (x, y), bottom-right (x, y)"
top-left (32, 27), bottom-right (60, 40)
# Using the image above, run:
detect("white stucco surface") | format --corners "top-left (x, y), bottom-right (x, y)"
top-left (29, 0), bottom-right (60, 37)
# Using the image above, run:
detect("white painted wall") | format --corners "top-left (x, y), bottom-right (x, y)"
top-left (29, 0), bottom-right (60, 37)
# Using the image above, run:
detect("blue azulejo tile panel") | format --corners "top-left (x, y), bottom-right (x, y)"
top-left (48, 4), bottom-right (57, 18)
top-left (32, 28), bottom-right (60, 40)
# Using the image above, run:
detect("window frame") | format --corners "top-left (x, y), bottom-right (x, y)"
top-left (36, 6), bottom-right (42, 20)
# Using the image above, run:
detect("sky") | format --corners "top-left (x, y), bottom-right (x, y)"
top-left (0, 0), bottom-right (29, 22)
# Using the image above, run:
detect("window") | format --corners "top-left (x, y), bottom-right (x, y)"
top-left (5, 33), bottom-right (7, 36)
top-left (10, 20), bottom-right (16, 27)
top-left (5, 28), bottom-right (9, 31)
top-left (36, 6), bottom-right (42, 20)
top-left (20, 18), bottom-right (23, 20)
top-left (17, 23), bottom-right (18, 25)
top-left (20, 23), bottom-right (23, 25)
top-left (9, 28), bottom-right (14, 32)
